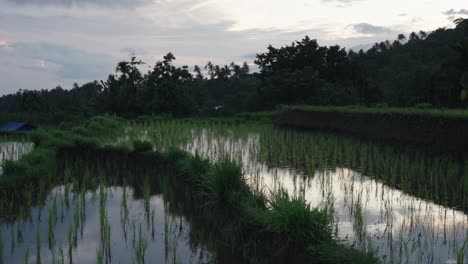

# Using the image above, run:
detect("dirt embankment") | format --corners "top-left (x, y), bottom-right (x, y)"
top-left (276, 109), bottom-right (468, 151)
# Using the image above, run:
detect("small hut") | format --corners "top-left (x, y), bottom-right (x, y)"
top-left (1, 122), bottom-right (37, 132)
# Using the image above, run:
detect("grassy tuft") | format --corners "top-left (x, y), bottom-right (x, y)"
top-left (199, 157), bottom-right (248, 220)
top-left (251, 189), bottom-right (332, 246)
top-left (178, 153), bottom-right (210, 182)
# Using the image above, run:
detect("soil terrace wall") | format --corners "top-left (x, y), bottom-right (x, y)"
top-left (276, 109), bottom-right (468, 152)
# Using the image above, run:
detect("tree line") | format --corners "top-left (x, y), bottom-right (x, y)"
top-left (1, 19), bottom-right (467, 118)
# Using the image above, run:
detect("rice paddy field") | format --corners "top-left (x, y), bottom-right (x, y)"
top-left (0, 119), bottom-right (467, 263)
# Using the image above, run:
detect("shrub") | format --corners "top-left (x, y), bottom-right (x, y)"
top-left (84, 116), bottom-right (123, 136)
top-left (30, 129), bottom-right (73, 149)
top-left (70, 126), bottom-right (90, 136)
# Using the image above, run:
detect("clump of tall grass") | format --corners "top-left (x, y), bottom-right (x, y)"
top-left (250, 189), bottom-right (332, 246)
top-left (177, 153), bottom-right (210, 182)
top-left (199, 157), bottom-right (249, 220)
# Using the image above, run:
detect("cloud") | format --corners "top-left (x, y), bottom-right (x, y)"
top-left (443, 9), bottom-right (468, 16)
top-left (0, 40), bottom-right (7, 47)
top-left (350, 23), bottom-right (394, 35)
top-left (0, 42), bottom-right (117, 84)
top-left (240, 53), bottom-right (257, 60)
top-left (0, 7), bottom-right (328, 94)
top-left (1, 0), bottom-right (153, 8)
top-left (0, 0), bottom-right (433, 95)
top-left (322, 0), bottom-right (361, 3)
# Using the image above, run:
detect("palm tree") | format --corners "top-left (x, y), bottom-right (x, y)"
top-left (397, 34), bottom-right (406, 42)
top-left (454, 18), bottom-right (466, 26)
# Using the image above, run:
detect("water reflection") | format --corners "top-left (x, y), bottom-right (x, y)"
top-left (0, 186), bottom-right (210, 264)
top-left (177, 128), bottom-right (468, 264)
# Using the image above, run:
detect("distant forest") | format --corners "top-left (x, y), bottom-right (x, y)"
top-left (1, 18), bottom-right (467, 118)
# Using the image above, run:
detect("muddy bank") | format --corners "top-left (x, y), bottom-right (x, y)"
top-left (276, 109), bottom-right (468, 151)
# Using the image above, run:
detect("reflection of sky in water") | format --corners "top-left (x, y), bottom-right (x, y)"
top-left (0, 187), bottom-right (211, 264)
top-left (0, 142), bottom-right (34, 175)
top-left (178, 129), bottom-right (468, 264)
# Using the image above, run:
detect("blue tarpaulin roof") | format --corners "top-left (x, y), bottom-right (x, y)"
top-left (1, 122), bottom-right (36, 131)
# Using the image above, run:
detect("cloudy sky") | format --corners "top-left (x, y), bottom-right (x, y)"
top-left (0, 0), bottom-right (467, 95)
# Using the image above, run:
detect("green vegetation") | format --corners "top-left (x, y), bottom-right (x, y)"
top-left (0, 16), bottom-right (467, 264)
top-left (1, 116), bottom-right (467, 263)
top-left (282, 105), bottom-right (468, 119)
top-left (132, 140), bottom-right (153, 153)
top-left (0, 115), bottom-right (124, 215)
top-left (249, 189), bottom-right (332, 246)
top-left (111, 119), bottom-right (468, 211)
top-left (272, 105), bottom-right (468, 151)
top-left (199, 157), bottom-right (249, 221)
top-left (236, 104), bottom-right (468, 123)
top-left (0, 116), bottom-right (379, 263)
top-left (1, 147), bottom-right (55, 188)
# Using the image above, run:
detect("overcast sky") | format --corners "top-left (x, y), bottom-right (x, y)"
top-left (0, 0), bottom-right (467, 95)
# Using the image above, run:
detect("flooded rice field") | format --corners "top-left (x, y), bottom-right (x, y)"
top-left (0, 120), bottom-right (467, 263)
top-left (118, 121), bottom-right (468, 264)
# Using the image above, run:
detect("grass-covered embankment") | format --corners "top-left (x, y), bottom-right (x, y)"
top-left (274, 105), bottom-right (468, 151)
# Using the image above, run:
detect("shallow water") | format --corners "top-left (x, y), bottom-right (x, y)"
top-left (0, 186), bottom-right (211, 264)
top-left (155, 126), bottom-right (468, 264)
top-left (3, 123), bottom-right (466, 263)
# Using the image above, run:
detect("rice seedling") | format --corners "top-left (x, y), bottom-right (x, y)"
top-left (97, 248), bottom-right (103, 264)
top-left (58, 246), bottom-right (64, 264)
top-left (120, 186), bottom-right (129, 242)
top-left (23, 247), bottom-right (28, 264)
top-left (141, 177), bottom-right (151, 223)
top-left (36, 228), bottom-right (41, 264)
top-left (0, 229), bottom-right (3, 264)
top-left (151, 209), bottom-right (156, 241)
top-left (47, 207), bottom-right (55, 251)
top-left (67, 225), bottom-right (73, 264)
top-left (9, 226), bottom-right (14, 253)
top-left (134, 224), bottom-right (148, 264)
